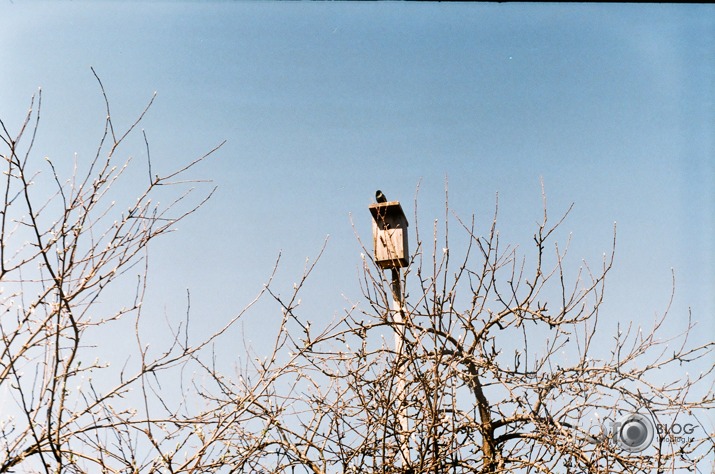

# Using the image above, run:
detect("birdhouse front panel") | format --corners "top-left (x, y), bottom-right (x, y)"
top-left (373, 223), bottom-right (408, 268)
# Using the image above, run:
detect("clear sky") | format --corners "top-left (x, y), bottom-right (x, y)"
top-left (1, 2), bottom-right (713, 395)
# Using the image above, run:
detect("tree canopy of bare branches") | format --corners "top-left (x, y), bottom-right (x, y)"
top-left (235, 191), bottom-right (714, 473)
top-left (1, 78), bottom-right (712, 473)
top-left (0, 73), bottom-right (230, 472)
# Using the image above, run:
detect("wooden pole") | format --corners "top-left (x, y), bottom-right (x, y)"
top-left (391, 267), bottom-right (410, 469)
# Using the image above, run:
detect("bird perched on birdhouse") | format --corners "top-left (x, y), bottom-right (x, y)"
top-left (375, 190), bottom-right (387, 203)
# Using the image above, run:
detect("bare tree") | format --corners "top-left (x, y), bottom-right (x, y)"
top-left (0, 72), bottom-right (253, 473)
top-left (1, 77), bottom-right (712, 473)
top-left (217, 189), bottom-right (714, 473)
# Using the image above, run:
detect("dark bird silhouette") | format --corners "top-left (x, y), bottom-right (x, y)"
top-left (375, 190), bottom-right (387, 203)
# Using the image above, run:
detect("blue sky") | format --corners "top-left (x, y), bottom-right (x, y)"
top-left (1, 3), bottom-right (713, 390)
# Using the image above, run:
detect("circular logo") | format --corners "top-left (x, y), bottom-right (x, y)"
top-left (612, 413), bottom-right (654, 452)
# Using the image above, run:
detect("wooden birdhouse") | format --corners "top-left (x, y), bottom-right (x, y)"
top-left (369, 200), bottom-right (409, 269)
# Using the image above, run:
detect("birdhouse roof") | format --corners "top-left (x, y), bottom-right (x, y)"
top-left (368, 201), bottom-right (408, 226)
